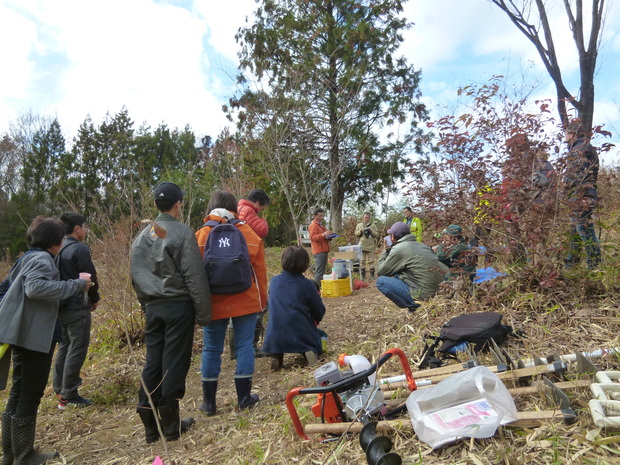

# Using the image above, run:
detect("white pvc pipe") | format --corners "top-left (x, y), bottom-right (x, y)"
top-left (589, 399), bottom-right (620, 428)
top-left (379, 347), bottom-right (620, 385)
top-left (520, 348), bottom-right (620, 367)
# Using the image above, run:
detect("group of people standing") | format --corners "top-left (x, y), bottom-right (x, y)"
top-left (0, 118), bottom-right (602, 461)
top-left (130, 184), bottom-right (273, 444)
top-left (0, 215), bottom-right (97, 464)
top-left (0, 181), bottom-right (328, 460)
top-left (130, 183), bottom-right (325, 446)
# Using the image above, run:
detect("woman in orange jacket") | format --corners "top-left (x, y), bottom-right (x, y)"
top-left (195, 190), bottom-right (268, 415)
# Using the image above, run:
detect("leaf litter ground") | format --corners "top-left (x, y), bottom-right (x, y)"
top-left (3, 278), bottom-right (620, 465)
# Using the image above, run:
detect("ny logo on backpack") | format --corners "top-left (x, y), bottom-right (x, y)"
top-left (202, 219), bottom-right (253, 294)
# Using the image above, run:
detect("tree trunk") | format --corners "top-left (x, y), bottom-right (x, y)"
top-left (490, 0), bottom-right (605, 131)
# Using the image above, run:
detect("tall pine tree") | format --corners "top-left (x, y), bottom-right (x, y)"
top-left (232, 0), bottom-right (426, 230)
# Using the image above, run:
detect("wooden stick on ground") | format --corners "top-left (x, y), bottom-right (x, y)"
top-left (303, 410), bottom-right (573, 436)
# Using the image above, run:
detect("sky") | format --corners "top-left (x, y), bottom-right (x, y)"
top-left (1, 0), bottom-right (619, 162)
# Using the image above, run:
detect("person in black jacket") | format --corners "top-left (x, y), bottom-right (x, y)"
top-left (53, 213), bottom-right (100, 410)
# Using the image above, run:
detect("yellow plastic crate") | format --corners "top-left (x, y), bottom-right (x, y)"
top-left (321, 278), bottom-right (351, 297)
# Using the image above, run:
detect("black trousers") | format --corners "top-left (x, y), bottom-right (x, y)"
top-left (53, 312), bottom-right (92, 399)
top-left (6, 344), bottom-right (55, 417)
top-left (138, 300), bottom-right (195, 410)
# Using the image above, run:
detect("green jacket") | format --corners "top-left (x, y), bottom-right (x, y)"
top-left (436, 241), bottom-right (475, 280)
top-left (377, 234), bottom-right (448, 300)
top-left (403, 217), bottom-right (423, 241)
top-left (355, 221), bottom-right (380, 252)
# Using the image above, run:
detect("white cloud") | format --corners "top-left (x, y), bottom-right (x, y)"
top-left (406, 2), bottom-right (609, 89)
top-left (0, 0), bottom-right (232, 139)
top-left (196, 0), bottom-right (256, 63)
top-left (0, 0), bottom-right (618, 147)
top-left (0, 4), bottom-right (37, 100)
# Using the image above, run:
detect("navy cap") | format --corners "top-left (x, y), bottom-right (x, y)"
top-left (153, 182), bottom-right (185, 203)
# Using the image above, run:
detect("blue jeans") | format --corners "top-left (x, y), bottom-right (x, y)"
top-left (376, 276), bottom-right (417, 308)
top-left (202, 313), bottom-right (257, 381)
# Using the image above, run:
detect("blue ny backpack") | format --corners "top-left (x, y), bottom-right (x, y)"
top-left (202, 218), bottom-right (253, 294)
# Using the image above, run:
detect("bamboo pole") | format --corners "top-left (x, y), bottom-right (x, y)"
top-left (303, 410), bottom-right (571, 435)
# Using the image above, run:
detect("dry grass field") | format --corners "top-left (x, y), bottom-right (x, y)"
top-left (1, 240), bottom-right (619, 465)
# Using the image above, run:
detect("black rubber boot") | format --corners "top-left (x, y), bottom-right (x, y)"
top-left (157, 403), bottom-right (194, 441)
top-left (11, 416), bottom-right (58, 465)
top-left (270, 354), bottom-right (284, 372)
top-left (235, 378), bottom-right (259, 410)
top-left (407, 302), bottom-right (421, 314)
top-left (361, 269), bottom-right (366, 281)
top-left (198, 381), bottom-right (217, 416)
top-left (136, 407), bottom-right (160, 444)
top-left (2, 412), bottom-right (12, 465)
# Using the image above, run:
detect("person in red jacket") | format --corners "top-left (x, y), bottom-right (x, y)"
top-left (237, 189), bottom-right (270, 355)
top-left (237, 189), bottom-right (270, 238)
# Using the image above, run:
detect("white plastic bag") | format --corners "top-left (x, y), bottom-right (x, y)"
top-left (406, 365), bottom-right (518, 449)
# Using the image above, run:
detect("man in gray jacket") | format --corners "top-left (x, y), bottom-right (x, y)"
top-left (131, 181), bottom-right (211, 443)
top-left (376, 222), bottom-right (447, 313)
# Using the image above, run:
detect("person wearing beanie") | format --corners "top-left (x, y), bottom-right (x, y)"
top-left (434, 224), bottom-right (475, 281)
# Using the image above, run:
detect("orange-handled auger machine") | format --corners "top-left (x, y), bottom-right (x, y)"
top-left (285, 348), bottom-right (416, 441)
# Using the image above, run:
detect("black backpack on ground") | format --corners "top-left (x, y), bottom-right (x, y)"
top-left (419, 311), bottom-right (513, 369)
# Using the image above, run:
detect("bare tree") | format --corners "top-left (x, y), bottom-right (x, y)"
top-left (0, 135), bottom-right (20, 206)
top-left (489, 0), bottom-right (607, 130)
top-left (226, 86), bottom-right (327, 242)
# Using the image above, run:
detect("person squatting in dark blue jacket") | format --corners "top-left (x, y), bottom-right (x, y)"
top-left (262, 246), bottom-right (326, 371)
